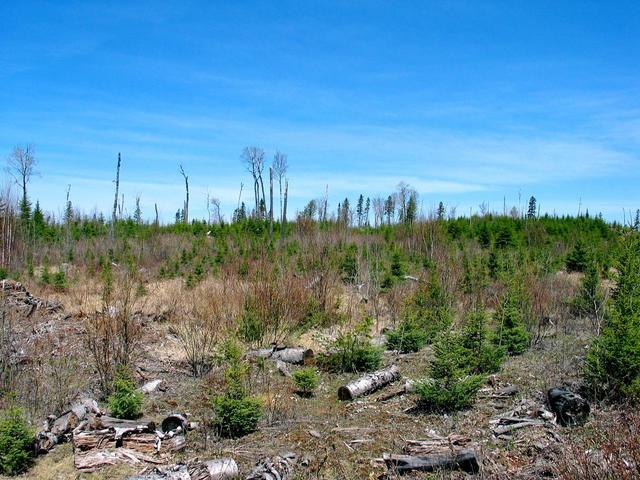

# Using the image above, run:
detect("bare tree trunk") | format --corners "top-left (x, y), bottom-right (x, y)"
top-left (154, 203), bottom-right (159, 226)
top-left (281, 180), bottom-right (288, 240)
top-left (269, 167), bottom-right (274, 241)
top-left (179, 165), bottom-right (189, 224)
top-left (111, 153), bottom-right (121, 238)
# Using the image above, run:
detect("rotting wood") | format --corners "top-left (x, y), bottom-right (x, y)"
top-left (383, 449), bottom-right (479, 475)
top-left (188, 457), bottom-right (239, 480)
top-left (338, 365), bottom-right (400, 400)
top-left (246, 347), bottom-right (314, 365)
top-left (246, 452), bottom-right (297, 480)
top-left (547, 387), bottom-right (590, 426)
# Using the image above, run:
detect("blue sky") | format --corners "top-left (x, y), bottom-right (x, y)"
top-left (1, 1), bottom-right (639, 222)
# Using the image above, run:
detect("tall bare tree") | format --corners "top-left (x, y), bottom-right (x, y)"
top-left (272, 151), bottom-right (288, 223)
top-left (241, 147), bottom-right (265, 218)
top-left (269, 166), bottom-right (274, 240)
top-left (179, 164), bottom-right (189, 223)
top-left (6, 145), bottom-right (36, 206)
top-left (110, 153), bottom-right (121, 239)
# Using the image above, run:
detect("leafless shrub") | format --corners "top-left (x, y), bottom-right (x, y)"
top-left (557, 408), bottom-right (640, 480)
top-left (0, 295), bottom-right (18, 394)
top-left (245, 262), bottom-right (310, 346)
top-left (84, 269), bottom-right (144, 394)
top-left (174, 277), bottom-right (242, 376)
top-left (526, 272), bottom-right (576, 346)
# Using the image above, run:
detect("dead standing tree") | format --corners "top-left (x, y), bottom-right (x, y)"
top-left (6, 144), bottom-right (37, 213)
top-left (179, 164), bottom-right (189, 224)
top-left (272, 151), bottom-right (288, 223)
top-left (268, 166), bottom-right (274, 240)
top-left (242, 147), bottom-right (265, 219)
top-left (111, 153), bottom-right (121, 239)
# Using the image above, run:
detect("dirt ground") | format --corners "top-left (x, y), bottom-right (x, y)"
top-left (2, 276), bottom-right (619, 479)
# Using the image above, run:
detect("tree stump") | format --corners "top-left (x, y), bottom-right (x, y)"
top-left (547, 387), bottom-right (590, 426)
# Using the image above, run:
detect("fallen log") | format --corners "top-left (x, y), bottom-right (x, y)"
top-left (73, 429), bottom-right (117, 451)
top-left (161, 414), bottom-right (187, 434)
top-left (188, 458), bottom-right (239, 480)
top-left (127, 463), bottom-right (190, 479)
top-left (95, 415), bottom-right (156, 433)
top-left (547, 387), bottom-right (590, 426)
top-left (492, 419), bottom-right (544, 436)
top-left (404, 435), bottom-right (471, 456)
top-left (247, 347), bottom-right (314, 365)
top-left (383, 449), bottom-right (480, 475)
top-left (275, 359), bottom-right (292, 377)
top-left (271, 348), bottom-right (314, 365)
top-left (74, 448), bottom-right (164, 472)
top-left (141, 379), bottom-right (166, 394)
top-left (338, 365), bottom-right (400, 400)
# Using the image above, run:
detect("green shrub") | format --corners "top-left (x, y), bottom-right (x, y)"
top-left (0, 406), bottom-right (34, 476)
top-left (386, 320), bottom-right (427, 353)
top-left (107, 366), bottom-right (143, 419)
top-left (402, 270), bottom-right (452, 342)
top-left (413, 331), bottom-right (485, 412)
top-left (213, 396), bottom-right (262, 438)
top-left (414, 375), bottom-right (485, 412)
top-left (213, 338), bottom-right (262, 438)
top-left (339, 244), bottom-right (358, 283)
top-left (571, 261), bottom-right (605, 319)
top-left (318, 317), bottom-right (382, 373)
top-left (293, 367), bottom-right (320, 396)
top-left (566, 239), bottom-right (590, 272)
top-left (237, 307), bottom-right (264, 344)
top-left (584, 237), bottom-right (640, 400)
top-left (494, 286), bottom-right (530, 355)
top-left (462, 310), bottom-right (506, 374)
top-left (52, 270), bottom-right (68, 292)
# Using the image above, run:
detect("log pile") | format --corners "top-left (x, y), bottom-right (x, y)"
top-left (0, 278), bottom-right (63, 316)
top-left (36, 398), bottom-right (190, 472)
top-left (338, 365), bottom-right (400, 400)
top-left (36, 398), bottom-right (101, 453)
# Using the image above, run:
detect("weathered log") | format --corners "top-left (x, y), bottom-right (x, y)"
top-left (161, 414), bottom-right (187, 434)
top-left (141, 379), bottom-right (166, 394)
top-left (492, 419), bottom-right (544, 436)
top-left (271, 348), bottom-right (314, 365)
top-left (338, 365), bottom-right (400, 400)
top-left (74, 448), bottom-right (164, 472)
top-left (246, 452), bottom-right (297, 479)
top-left (275, 359), bottom-right (292, 377)
top-left (122, 433), bottom-right (158, 454)
top-left (247, 347), bottom-right (314, 365)
top-left (127, 464), bottom-right (190, 479)
top-left (383, 449), bottom-right (479, 475)
top-left (72, 429), bottom-right (117, 451)
top-left (404, 435), bottom-right (471, 456)
top-left (95, 415), bottom-right (156, 432)
top-left (188, 458), bottom-right (239, 480)
top-left (548, 387), bottom-right (590, 426)
top-left (161, 434), bottom-right (186, 453)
